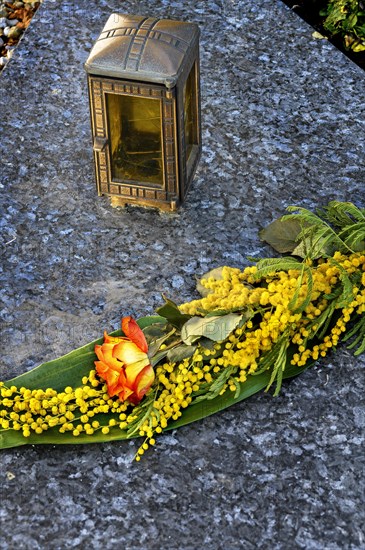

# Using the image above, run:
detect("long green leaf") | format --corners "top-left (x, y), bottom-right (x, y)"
top-left (166, 361), bottom-right (308, 430)
top-left (0, 318), bottom-right (308, 450)
top-left (3, 316), bottom-right (165, 391)
top-left (0, 361), bottom-right (307, 449)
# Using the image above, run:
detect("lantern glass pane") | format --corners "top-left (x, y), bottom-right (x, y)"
top-left (183, 63), bottom-right (198, 162)
top-left (106, 94), bottom-right (163, 185)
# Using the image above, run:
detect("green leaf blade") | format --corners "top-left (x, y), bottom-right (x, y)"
top-left (156, 297), bottom-right (191, 329)
top-left (259, 217), bottom-right (303, 254)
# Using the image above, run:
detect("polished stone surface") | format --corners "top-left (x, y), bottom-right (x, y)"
top-left (0, 0), bottom-right (364, 548)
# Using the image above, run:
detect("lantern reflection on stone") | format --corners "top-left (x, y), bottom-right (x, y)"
top-left (85, 14), bottom-right (201, 211)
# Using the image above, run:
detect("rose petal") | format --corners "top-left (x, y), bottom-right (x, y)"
top-left (124, 358), bottom-right (151, 384)
top-left (113, 340), bottom-right (148, 365)
top-left (122, 316), bottom-right (148, 353)
top-left (94, 360), bottom-right (108, 376)
top-left (98, 342), bottom-right (123, 371)
top-left (94, 344), bottom-right (104, 362)
top-left (95, 361), bottom-right (120, 394)
top-left (103, 331), bottom-right (124, 345)
top-left (118, 386), bottom-right (135, 402)
top-left (134, 364), bottom-right (155, 400)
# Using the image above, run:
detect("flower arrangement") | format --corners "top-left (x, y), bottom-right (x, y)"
top-left (0, 201), bottom-right (364, 459)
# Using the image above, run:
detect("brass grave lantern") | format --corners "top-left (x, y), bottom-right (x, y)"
top-left (85, 13), bottom-right (201, 211)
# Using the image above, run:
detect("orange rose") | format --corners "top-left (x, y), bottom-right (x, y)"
top-left (94, 316), bottom-right (155, 405)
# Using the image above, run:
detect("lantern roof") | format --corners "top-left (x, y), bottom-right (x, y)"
top-left (84, 14), bottom-right (199, 89)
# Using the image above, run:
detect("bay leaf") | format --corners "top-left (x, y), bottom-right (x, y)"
top-left (259, 217), bottom-right (303, 254)
top-left (181, 313), bottom-right (243, 345)
top-left (156, 296), bottom-right (191, 329)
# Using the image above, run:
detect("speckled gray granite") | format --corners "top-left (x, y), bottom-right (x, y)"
top-left (0, 0), bottom-right (364, 548)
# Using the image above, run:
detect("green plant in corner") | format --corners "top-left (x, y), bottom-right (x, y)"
top-left (320, 0), bottom-right (365, 51)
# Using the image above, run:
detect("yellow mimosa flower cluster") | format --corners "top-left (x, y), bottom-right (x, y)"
top-left (180, 252), bottom-right (364, 370)
top-left (0, 370), bottom-right (128, 438)
top-left (134, 251), bottom-right (364, 457)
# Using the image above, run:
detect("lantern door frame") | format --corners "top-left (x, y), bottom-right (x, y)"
top-left (175, 55), bottom-right (201, 203)
top-left (88, 75), bottom-right (180, 210)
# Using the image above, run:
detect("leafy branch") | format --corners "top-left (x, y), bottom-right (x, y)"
top-left (261, 201), bottom-right (365, 259)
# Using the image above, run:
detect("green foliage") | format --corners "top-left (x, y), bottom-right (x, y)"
top-left (285, 201), bottom-right (365, 256)
top-left (320, 0), bottom-right (365, 51)
top-left (0, 325), bottom-right (307, 450)
top-left (156, 296), bottom-right (191, 329)
top-left (262, 201), bottom-right (365, 259)
top-left (259, 218), bottom-right (306, 254)
top-left (342, 314), bottom-right (365, 355)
